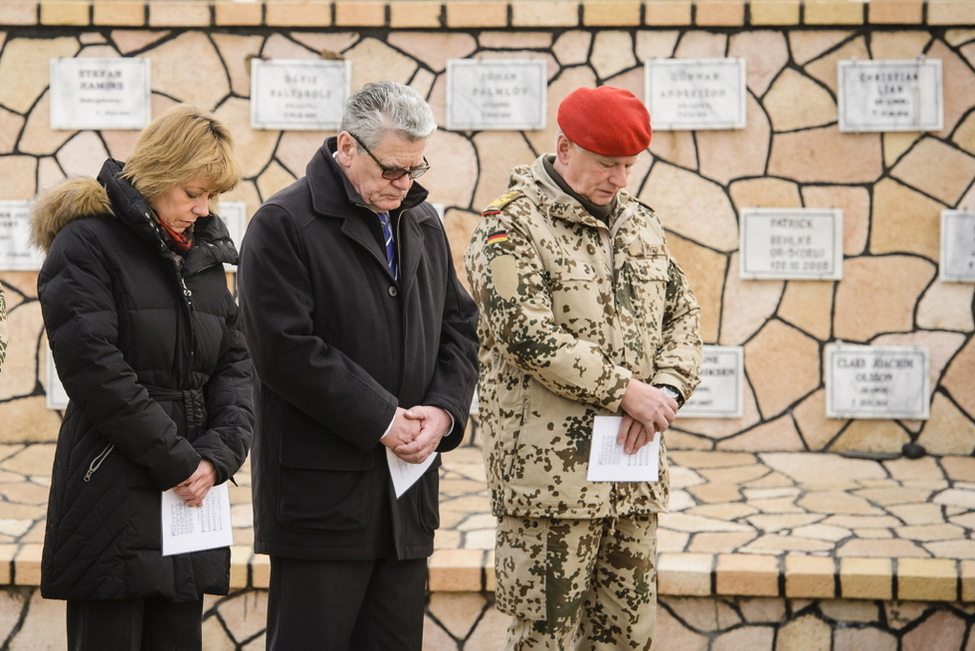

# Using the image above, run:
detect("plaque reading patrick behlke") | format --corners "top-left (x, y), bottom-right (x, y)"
top-left (0, 200), bottom-right (44, 271)
top-left (50, 58), bottom-right (150, 130)
top-left (838, 59), bottom-right (943, 132)
top-left (826, 345), bottom-right (929, 420)
top-left (740, 208), bottom-right (843, 280)
top-left (679, 345), bottom-right (744, 419)
top-left (941, 210), bottom-right (975, 283)
top-left (645, 58), bottom-right (746, 131)
top-left (446, 59), bottom-right (547, 131)
top-left (250, 59), bottom-right (349, 131)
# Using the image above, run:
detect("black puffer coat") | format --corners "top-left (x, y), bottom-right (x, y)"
top-left (34, 159), bottom-right (254, 602)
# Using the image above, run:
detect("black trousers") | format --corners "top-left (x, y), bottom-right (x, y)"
top-left (266, 556), bottom-right (428, 651)
top-left (65, 596), bottom-right (203, 651)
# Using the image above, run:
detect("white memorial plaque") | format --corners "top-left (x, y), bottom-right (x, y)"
top-left (216, 201), bottom-right (247, 251)
top-left (446, 59), bottom-right (547, 131)
top-left (46, 347), bottom-right (69, 410)
top-left (940, 211), bottom-right (975, 282)
top-left (826, 345), bottom-right (929, 420)
top-left (838, 59), bottom-right (943, 132)
top-left (0, 201), bottom-right (44, 271)
top-left (679, 345), bottom-right (744, 418)
top-left (740, 208), bottom-right (843, 280)
top-left (645, 58), bottom-right (746, 131)
top-left (50, 58), bottom-right (150, 130)
top-left (250, 59), bottom-right (349, 131)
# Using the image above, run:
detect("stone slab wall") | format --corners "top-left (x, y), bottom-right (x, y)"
top-left (0, 2), bottom-right (973, 455)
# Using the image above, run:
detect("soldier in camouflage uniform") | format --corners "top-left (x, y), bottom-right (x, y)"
top-left (464, 86), bottom-right (702, 650)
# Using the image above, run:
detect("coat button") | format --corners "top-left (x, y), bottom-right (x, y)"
top-left (388, 286), bottom-right (398, 297)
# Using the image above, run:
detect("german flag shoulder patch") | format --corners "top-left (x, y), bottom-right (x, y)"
top-left (486, 230), bottom-right (509, 246)
top-left (482, 190), bottom-right (523, 216)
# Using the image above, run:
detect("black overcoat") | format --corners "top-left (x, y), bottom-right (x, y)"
top-left (35, 159), bottom-right (254, 601)
top-left (238, 138), bottom-right (479, 561)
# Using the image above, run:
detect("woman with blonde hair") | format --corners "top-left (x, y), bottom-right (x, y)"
top-left (32, 104), bottom-right (254, 650)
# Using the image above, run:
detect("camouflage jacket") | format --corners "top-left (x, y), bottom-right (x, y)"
top-left (465, 155), bottom-right (702, 519)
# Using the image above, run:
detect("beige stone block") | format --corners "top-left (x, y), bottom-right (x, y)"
top-left (769, 128), bottom-right (881, 183)
top-left (833, 255), bottom-right (935, 343)
top-left (943, 337), bottom-right (975, 421)
top-left (14, 543), bottom-right (42, 585)
top-left (743, 320), bottom-right (819, 418)
top-left (916, 394), bottom-right (975, 456)
top-left (389, 0), bottom-right (441, 28)
top-left (930, 0), bottom-right (975, 25)
top-left (840, 557), bottom-right (892, 599)
top-left (867, 0), bottom-right (923, 25)
top-left (777, 613), bottom-right (832, 649)
top-left (511, 1), bottom-right (578, 27)
top-left (742, 533), bottom-right (834, 554)
top-left (0, 544), bottom-right (14, 584)
top-left (444, 1), bottom-right (507, 27)
top-left (92, 0), bottom-right (144, 26)
top-left (583, 0), bottom-right (640, 26)
top-left (0, 36), bottom-right (79, 115)
top-left (148, 0), bottom-right (210, 27)
top-left (749, 0), bottom-right (799, 26)
top-left (250, 553), bottom-right (270, 588)
top-left (590, 30), bottom-right (636, 80)
top-left (942, 457), bottom-right (975, 483)
top-left (335, 1), bottom-right (385, 26)
top-left (39, 0), bottom-right (88, 26)
top-left (961, 560), bottom-right (975, 602)
top-left (803, 0), bottom-right (864, 25)
top-left (892, 138), bottom-right (975, 207)
top-left (658, 553), bottom-right (713, 596)
top-left (214, 1), bottom-right (262, 26)
top-left (715, 553), bottom-right (779, 597)
top-left (784, 556), bottom-right (836, 598)
top-left (763, 68), bottom-right (835, 131)
top-left (147, 32), bottom-right (231, 111)
top-left (696, 95), bottom-right (769, 186)
top-left (644, 1), bottom-right (691, 26)
top-left (729, 29), bottom-right (788, 97)
top-left (830, 420), bottom-right (911, 456)
top-left (229, 546), bottom-right (250, 589)
top-left (0, 1), bottom-right (38, 25)
top-left (265, 1), bottom-right (331, 27)
top-left (687, 531), bottom-right (759, 554)
top-left (716, 415), bottom-right (806, 453)
top-left (839, 538), bottom-right (928, 559)
top-left (695, 0), bottom-right (745, 26)
top-left (428, 549), bottom-right (485, 592)
top-left (897, 558), bottom-right (957, 601)
top-left (642, 163), bottom-right (738, 254)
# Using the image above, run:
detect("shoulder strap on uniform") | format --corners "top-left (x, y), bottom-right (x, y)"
top-left (482, 190), bottom-right (524, 216)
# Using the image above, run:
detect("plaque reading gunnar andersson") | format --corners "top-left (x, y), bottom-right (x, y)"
top-left (645, 58), bottom-right (746, 131)
top-left (740, 208), bottom-right (843, 281)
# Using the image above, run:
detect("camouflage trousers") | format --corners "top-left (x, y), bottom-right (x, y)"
top-left (495, 513), bottom-right (659, 650)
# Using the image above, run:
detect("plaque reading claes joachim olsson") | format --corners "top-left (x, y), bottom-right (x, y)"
top-left (740, 208), bottom-right (843, 280)
top-left (826, 345), bottom-right (929, 420)
top-left (838, 59), bottom-right (943, 132)
top-left (645, 58), bottom-right (746, 131)
top-left (50, 58), bottom-right (151, 130)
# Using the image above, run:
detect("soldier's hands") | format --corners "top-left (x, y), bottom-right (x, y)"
top-left (618, 378), bottom-right (679, 454)
top-left (396, 406), bottom-right (451, 464)
top-left (381, 407), bottom-right (423, 450)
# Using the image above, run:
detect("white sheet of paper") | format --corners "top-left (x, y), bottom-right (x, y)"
top-left (386, 448), bottom-right (438, 498)
top-left (161, 482), bottom-right (234, 556)
top-left (586, 416), bottom-right (660, 482)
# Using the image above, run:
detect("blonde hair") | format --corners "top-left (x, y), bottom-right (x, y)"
top-left (121, 105), bottom-right (240, 204)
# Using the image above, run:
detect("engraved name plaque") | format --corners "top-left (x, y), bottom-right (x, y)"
top-left (826, 345), bottom-right (929, 420)
top-left (838, 59), bottom-right (943, 132)
top-left (680, 345), bottom-right (744, 418)
top-left (740, 208), bottom-right (843, 280)
top-left (50, 58), bottom-right (151, 130)
top-left (446, 59), bottom-right (547, 131)
top-left (645, 58), bottom-right (747, 131)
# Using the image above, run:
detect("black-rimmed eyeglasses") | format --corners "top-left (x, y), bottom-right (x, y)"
top-left (349, 133), bottom-right (430, 181)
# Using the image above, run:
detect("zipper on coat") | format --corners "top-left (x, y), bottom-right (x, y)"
top-left (84, 443), bottom-right (115, 482)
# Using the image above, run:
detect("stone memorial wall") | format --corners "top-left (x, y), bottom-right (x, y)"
top-left (0, 0), bottom-right (973, 459)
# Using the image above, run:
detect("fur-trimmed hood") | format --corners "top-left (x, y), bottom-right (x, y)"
top-left (30, 176), bottom-right (112, 253)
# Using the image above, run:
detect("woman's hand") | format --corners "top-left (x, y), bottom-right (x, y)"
top-left (172, 459), bottom-right (217, 507)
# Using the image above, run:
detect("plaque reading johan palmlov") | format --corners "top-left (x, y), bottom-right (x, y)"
top-left (446, 59), bottom-right (547, 131)
top-left (940, 211), bottom-right (975, 282)
top-left (250, 59), bottom-right (349, 131)
top-left (740, 208), bottom-right (843, 280)
top-left (679, 345), bottom-right (744, 419)
top-left (826, 345), bottom-right (929, 420)
top-left (50, 58), bottom-right (151, 130)
top-left (838, 59), bottom-right (943, 132)
top-left (0, 200), bottom-right (44, 271)
top-left (645, 58), bottom-right (746, 131)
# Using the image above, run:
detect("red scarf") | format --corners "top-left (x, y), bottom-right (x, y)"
top-left (161, 223), bottom-right (193, 252)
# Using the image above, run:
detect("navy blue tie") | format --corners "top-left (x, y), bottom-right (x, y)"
top-left (378, 212), bottom-right (398, 281)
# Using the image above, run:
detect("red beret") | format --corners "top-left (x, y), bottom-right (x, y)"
top-left (557, 86), bottom-right (652, 156)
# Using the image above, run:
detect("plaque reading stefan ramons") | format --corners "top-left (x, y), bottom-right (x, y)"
top-left (740, 208), bottom-right (843, 280)
top-left (940, 211), bottom-right (975, 282)
top-left (250, 59), bottom-right (349, 131)
top-left (446, 59), bottom-right (547, 131)
top-left (826, 345), bottom-right (929, 420)
top-left (838, 59), bottom-right (943, 132)
top-left (645, 58), bottom-right (746, 131)
top-left (0, 200), bottom-right (44, 271)
top-left (50, 58), bottom-right (150, 130)
top-left (679, 346), bottom-right (744, 419)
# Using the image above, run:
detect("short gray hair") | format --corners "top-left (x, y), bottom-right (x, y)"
top-left (341, 81), bottom-right (436, 149)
